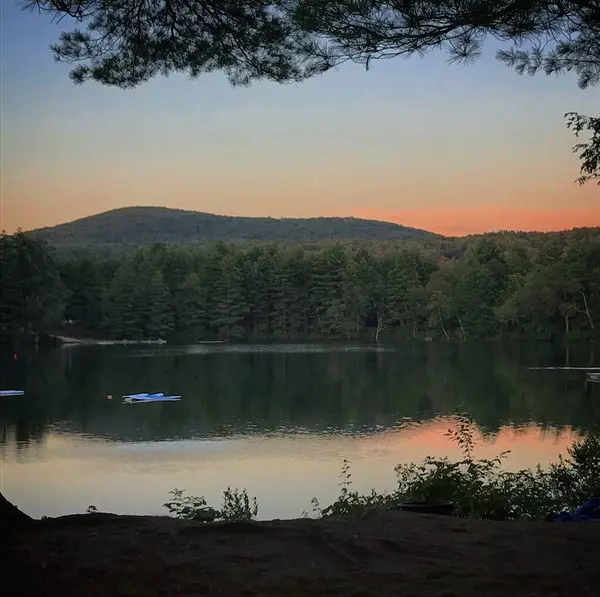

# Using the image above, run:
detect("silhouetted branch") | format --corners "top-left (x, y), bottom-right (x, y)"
top-left (21, 1), bottom-right (600, 88)
top-left (566, 112), bottom-right (600, 185)
top-left (20, 1), bottom-right (600, 185)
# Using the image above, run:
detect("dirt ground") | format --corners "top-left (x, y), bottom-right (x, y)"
top-left (5, 510), bottom-right (600, 597)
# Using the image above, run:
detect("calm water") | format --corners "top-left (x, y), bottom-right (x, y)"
top-left (1, 342), bottom-right (599, 520)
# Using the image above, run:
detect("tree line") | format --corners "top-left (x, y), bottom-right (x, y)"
top-left (1, 229), bottom-right (599, 342)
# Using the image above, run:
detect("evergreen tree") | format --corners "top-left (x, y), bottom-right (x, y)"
top-left (0, 232), bottom-right (66, 336)
top-left (103, 259), bottom-right (142, 339)
top-left (3, 228), bottom-right (599, 343)
top-left (146, 270), bottom-right (174, 339)
top-left (60, 252), bottom-right (104, 331)
top-left (212, 253), bottom-right (250, 340)
top-left (387, 251), bottom-right (423, 334)
top-left (175, 272), bottom-right (208, 341)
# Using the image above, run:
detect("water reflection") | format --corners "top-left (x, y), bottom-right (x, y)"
top-left (1, 341), bottom-right (598, 519)
top-left (2, 342), bottom-right (598, 443)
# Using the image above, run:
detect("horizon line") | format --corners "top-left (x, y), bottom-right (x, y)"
top-left (6, 203), bottom-right (600, 238)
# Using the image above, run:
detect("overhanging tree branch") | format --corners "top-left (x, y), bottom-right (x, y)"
top-left (23, 1), bottom-right (600, 87)
top-left (566, 112), bottom-right (600, 184)
top-left (23, 0), bottom-right (331, 87)
top-left (19, 1), bottom-right (600, 184)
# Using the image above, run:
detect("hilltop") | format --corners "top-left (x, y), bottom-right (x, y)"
top-left (29, 206), bottom-right (438, 248)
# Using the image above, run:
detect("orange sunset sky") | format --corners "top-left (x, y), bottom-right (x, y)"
top-left (2, 4), bottom-right (599, 236)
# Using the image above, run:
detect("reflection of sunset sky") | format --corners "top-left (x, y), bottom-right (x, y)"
top-left (2, 4), bottom-right (599, 235)
top-left (2, 420), bottom-right (580, 521)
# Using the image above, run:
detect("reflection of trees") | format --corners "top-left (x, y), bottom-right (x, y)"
top-left (0, 343), bottom-right (598, 447)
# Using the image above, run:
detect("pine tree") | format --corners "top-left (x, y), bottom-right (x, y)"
top-left (308, 245), bottom-right (347, 335)
top-left (103, 260), bottom-right (141, 339)
top-left (387, 251), bottom-right (423, 333)
top-left (146, 270), bottom-right (174, 339)
top-left (176, 272), bottom-right (208, 341)
top-left (0, 233), bottom-right (66, 336)
top-left (212, 253), bottom-right (250, 340)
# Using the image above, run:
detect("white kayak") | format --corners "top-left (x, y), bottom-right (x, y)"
top-left (0, 390), bottom-right (25, 397)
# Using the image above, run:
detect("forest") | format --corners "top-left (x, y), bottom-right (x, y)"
top-left (1, 229), bottom-right (599, 343)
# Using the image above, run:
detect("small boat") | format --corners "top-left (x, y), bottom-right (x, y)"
top-left (124, 396), bottom-right (182, 403)
top-left (0, 390), bottom-right (25, 397)
top-left (587, 372), bottom-right (600, 384)
top-left (122, 392), bottom-right (181, 404)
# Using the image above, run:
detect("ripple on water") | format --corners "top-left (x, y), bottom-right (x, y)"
top-left (125, 343), bottom-right (397, 358)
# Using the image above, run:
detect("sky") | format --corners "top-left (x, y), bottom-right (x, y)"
top-left (1, 3), bottom-right (599, 236)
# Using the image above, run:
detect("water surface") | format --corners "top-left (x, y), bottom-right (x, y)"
top-left (1, 342), bottom-right (598, 519)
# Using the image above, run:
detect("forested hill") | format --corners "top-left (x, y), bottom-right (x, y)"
top-left (29, 206), bottom-right (438, 248)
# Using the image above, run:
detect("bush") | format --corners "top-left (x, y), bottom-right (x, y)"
top-left (164, 487), bottom-right (258, 522)
top-left (320, 415), bottom-right (600, 521)
top-left (220, 487), bottom-right (259, 521)
top-left (165, 415), bottom-right (600, 524)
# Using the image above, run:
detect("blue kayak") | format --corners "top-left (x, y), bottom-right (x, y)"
top-left (122, 392), bottom-right (181, 403)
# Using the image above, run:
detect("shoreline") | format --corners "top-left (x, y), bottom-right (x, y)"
top-left (9, 510), bottom-right (600, 597)
top-left (55, 335), bottom-right (168, 346)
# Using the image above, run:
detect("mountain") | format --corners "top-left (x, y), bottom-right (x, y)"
top-left (29, 206), bottom-right (439, 248)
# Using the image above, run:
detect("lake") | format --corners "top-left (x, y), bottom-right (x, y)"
top-left (1, 341), bottom-right (599, 520)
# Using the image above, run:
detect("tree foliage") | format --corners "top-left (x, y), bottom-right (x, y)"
top-left (26, 1), bottom-right (600, 89)
top-left (24, 1), bottom-right (600, 184)
top-left (319, 423), bottom-right (600, 522)
top-left (566, 112), bottom-right (600, 184)
top-left (30, 207), bottom-right (436, 249)
top-left (25, 0), bottom-right (326, 87)
top-left (2, 229), bottom-right (599, 342)
top-left (0, 232), bottom-right (66, 337)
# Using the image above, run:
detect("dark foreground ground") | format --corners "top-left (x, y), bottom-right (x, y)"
top-left (5, 511), bottom-right (600, 597)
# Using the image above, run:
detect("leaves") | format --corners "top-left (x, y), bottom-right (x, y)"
top-left (23, 2), bottom-right (598, 89)
top-left (164, 487), bottom-right (258, 522)
top-left (25, 0), bottom-right (325, 87)
top-left (3, 230), bottom-right (600, 342)
top-left (320, 422), bottom-right (600, 521)
top-left (565, 112), bottom-right (600, 185)
top-left (0, 232), bottom-right (66, 335)
top-left (24, 2), bottom-right (599, 185)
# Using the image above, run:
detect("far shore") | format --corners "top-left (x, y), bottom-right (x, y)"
top-left (55, 335), bottom-right (168, 347)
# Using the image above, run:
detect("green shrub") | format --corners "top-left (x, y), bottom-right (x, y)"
top-left (320, 415), bottom-right (600, 521)
top-left (163, 489), bottom-right (219, 522)
top-left (165, 416), bottom-right (600, 524)
top-left (220, 487), bottom-right (259, 521)
top-left (164, 487), bottom-right (258, 522)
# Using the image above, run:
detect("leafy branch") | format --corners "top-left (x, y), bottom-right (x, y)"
top-left (565, 112), bottom-right (600, 185)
